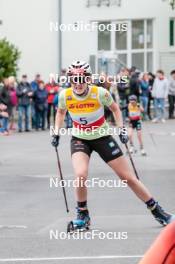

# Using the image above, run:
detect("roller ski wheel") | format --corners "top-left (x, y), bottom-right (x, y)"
top-left (148, 202), bottom-right (175, 226)
top-left (67, 221), bottom-right (74, 233)
top-left (67, 208), bottom-right (91, 233)
top-left (67, 219), bottom-right (90, 233)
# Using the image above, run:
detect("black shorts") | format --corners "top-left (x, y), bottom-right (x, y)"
top-left (71, 135), bottom-right (123, 163)
top-left (129, 120), bottom-right (142, 130)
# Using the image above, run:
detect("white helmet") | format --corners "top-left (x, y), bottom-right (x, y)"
top-left (67, 60), bottom-right (92, 76)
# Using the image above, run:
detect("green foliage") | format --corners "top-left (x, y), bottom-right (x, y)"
top-left (0, 38), bottom-right (21, 81)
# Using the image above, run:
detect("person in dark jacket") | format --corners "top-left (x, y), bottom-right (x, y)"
top-left (45, 74), bottom-right (59, 128)
top-left (168, 70), bottom-right (175, 119)
top-left (33, 81), bottom-right (48, 130)
top-left (30, 74), bottom-right (41, 128)
top-left (0, 103), bottom-right (9, 135)
top-left (117, 68), bottom-right (130, 122)
top-left (0, 78), bottom-right (11, 134)
top-left (147, 72), bottom-right (155, 120)
top-left (139, 73), bottom-right (150, 120)
top-left (16, 75), bottom-right (33, 132)
top-left (129, 70), bottom-right (141, 100)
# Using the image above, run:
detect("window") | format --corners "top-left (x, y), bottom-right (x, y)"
top-left (132, 53), bottom-right (144, 72)
top-left (118, 54), bottom-right (127, 66)
top-left (170, 19), bottom-right (175, 46)
top-left (132, 20), bottom-right (144, 49)
top-left (115, 29), bottom-right (127, 50)
top-left (98, 22), bottom-right (111, 50)
top-left (147, 52), bottom-right (153, 72)
top-left (131, 19), bottom-right (153, 71)
top-left (97, 19), bottom-right (154, 73)
top-left (147, 20), bottom-right (153, 48)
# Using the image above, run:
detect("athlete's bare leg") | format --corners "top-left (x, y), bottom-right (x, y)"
top-left (108, 156), bottom-right (152, 202)
top-left (137, 130), bottom-right (143, 147)
top-left (128, 127), bottom-right (134, 145)
top-left (72, 152), bottom-right (90, 204)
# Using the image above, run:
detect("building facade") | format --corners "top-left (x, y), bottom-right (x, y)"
top-left (0, 0), bottom-right (175, 79)
top-left (0, 0), bottom-right (58, 81)
top-left (61, 0), bottom-right (175, 75)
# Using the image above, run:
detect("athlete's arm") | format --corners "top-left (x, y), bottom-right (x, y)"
top-left (51, 90), bottom-right (67, 147)
top-left (99, 87), bottom-right (123, 128)
top-left (109, 102), bottom-right (128, 144)
top-left (54, 108), bottom-right (67, 135)
top-left (139, 105), bottom-right (144, 113)
top-left (109, 102), bottom-right (123, 128)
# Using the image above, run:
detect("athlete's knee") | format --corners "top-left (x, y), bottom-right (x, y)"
top-left (75, 170), bottom-right (88, 182)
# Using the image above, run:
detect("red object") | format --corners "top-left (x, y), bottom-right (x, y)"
top-left (73, 116), bottom-right (105, 130)
top-left (45, 83), bottom-right (59, 104)
top-left (139, 221), bottom-right (175, 264)
top-left (10, 88), bottom-right (18, 106)
top-left (129, 116), bottom-right (141, 121)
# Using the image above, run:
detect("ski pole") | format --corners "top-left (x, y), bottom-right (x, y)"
top-left (125, 143), bottom-right (140, 180)
top-left (55, 147), bottom-right (69, 213)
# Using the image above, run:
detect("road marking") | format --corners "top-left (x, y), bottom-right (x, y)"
top-left (24, 174), bottom-right (73, 178)
top-left (0, 255), bottom-right (143, 262)
top-left (0, 225), bottom-right (27, 229)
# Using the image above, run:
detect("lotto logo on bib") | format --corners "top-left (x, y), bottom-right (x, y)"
top-left (69, 103), bottom-right (95, 109)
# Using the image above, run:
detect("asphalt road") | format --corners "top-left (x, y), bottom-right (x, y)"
top-left (0, 120), bottom-right (175, 264)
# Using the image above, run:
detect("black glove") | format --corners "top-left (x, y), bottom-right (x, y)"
top-left (119, 127), bottom-right (129, 144)
top-left (51, 135), bottom-right (60, 147)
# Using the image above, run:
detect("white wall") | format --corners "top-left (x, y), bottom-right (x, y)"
top-left (61, 0), bottom-right (175, 73)
top-left (0, 0), bottom-right (58, 81)
top-left (0, 0), bottom-right (175, 79)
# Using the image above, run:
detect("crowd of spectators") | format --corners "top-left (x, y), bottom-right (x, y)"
top-left (0, 67), bottom-right (175, 136)
top-left (97, 67), bottom-right (175, 125)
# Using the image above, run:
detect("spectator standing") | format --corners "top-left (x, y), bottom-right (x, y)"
top-left (59, 69), bottom-right (70, 89)
top-left (152, 70), bottom-right (168, 123)
top-left (0, 103), bottom-right (9, 135)
top-left (0, 78), bottom-right (11, 134)
top-left (31, 74), bottom-right (41, 128)
top-left (31, 74), bottom-right (41, 92)
top-left (8, 76), bottom-right (18, 130)
top-left (98, 73), bottom-right (115, 125)
top-left (45, 74), bottom-right (59, 128)
top-left (168, 70), bottom-right (175, 119)
top-left (16, 75), bottom-right (33, 132)
top-left (33, 81), bottom-right (48, 130)
top-left (59, 70), bottom-right (72, 128)
top-left (129, 69), bottom-right (140, 100)
top-left (117, 68), bottom-right (130, 122)
top-left (139, 73), bottom-right (150, 120)
top-left (147, 72), bottom-right (155, 120)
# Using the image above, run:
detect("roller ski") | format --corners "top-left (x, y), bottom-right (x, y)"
top-left (129, 145), bottom-right (137, 154)
top-left (67, 208), bottom-right (91, 233)
top-left (148, 202), bottom-right (175, 226)
top-left (126, 144), bottom-right (137, 155)
top-left (140, 147), bottom-right (147, 156)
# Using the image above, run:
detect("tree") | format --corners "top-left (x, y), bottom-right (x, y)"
top-left (0, 38), bottom-right (21, 81)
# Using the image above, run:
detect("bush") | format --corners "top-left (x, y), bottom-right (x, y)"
top-left (0, 38), bottom-right (21, 81)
